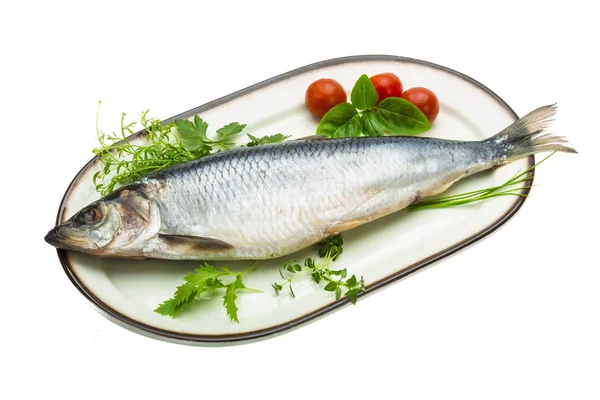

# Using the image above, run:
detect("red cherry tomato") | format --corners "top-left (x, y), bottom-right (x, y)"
top-left (370, 73), bottom-right (403, 104)
top-left (400, 87), bottom-right (440, 123)
top-left (305, 78), bottom-right (347, 118)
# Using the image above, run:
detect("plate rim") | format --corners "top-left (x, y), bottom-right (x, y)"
top-left (54, 54), bottom-right (533, 345)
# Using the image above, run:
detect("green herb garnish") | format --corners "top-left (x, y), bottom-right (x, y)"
top-left (155, 262), bottom-right (261, 322)
top-left (272, 234), bottom-right (365, 305)
top-left (408, 151), bottom-right (556, 211)
top-left (246, 133), bottom-right (291, 147)
top-left (376, 97), bottom-right (431, 135)
top-left (316, 74), bottom-right (431, 138)
top-left (174, 116), bottom-right (246, 151)
top-left (93, 102), bottom-right (246, 197)
top-left (316, 102), bottom-right (363, 138)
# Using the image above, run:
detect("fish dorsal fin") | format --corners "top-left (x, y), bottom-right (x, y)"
top-left (293, 135), bottom-right (330, 141)
top-left (159, 234), bottom-right (233, 251)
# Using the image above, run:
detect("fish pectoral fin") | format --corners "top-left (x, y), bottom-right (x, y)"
top-left (323, 218), bottom-right (369, 234)
top-left (158, 234), bottom-right (234, 251)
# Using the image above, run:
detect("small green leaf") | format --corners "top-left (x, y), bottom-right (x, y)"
top-left (319, 234), bottom-right (344, 260)
top-left (272, 283), bottom-right (282, 295)
top-left (193, 115), bottom-right (208, 135)
top-left (341, 268), bottom-right (347, 279)
top-left (216, 122), bottom-right (246, 139)
top-left (246, 133), bottom-right (260, 144)
top-left (174, 116), bottom-right (209, 149)
top-left (154, 292), bottom-right (196, 318)
top-left (219, 266), bottom-right (233, 275)
top-left (246, 133), bottom-right (291, 146)
top-left (335, 286), bottom-right (342, 300)
top-left (289, 284), bottom-right (296, 298)
top-left (350, 74), bottom-right (378, 110)
top-left (346, 289), bottom-right (359, 305)
top-left (187, 265), bottom-right (220, 282)
top-left (293, 263), bottom-right (302, 272)
top-left (316, 103), bottom-right (362, 138)
top-left (200, 278), bottom-right (223, 299)
top-left (223, 275), bottom-right (245, 323)
top-left (324, 281), bottom-right (338, 292)
top-left (154, 298), bottom-right (178, 316)
top-left (347, 274), bottom-right (357, 288)
top-left (312, 271), bottom-right (321, 284)
top-left (375, 97), bottom-right (431, 135)
top-left (362, 110), bottom-right (383, 136)
top-left (172, 281), bottom-right (199, 306)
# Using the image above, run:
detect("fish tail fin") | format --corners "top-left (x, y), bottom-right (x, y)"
top-left (486, 104), bottom-right (577, 165)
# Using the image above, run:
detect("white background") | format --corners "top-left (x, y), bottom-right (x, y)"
top-left (1, 1), bottom-right (598, 399)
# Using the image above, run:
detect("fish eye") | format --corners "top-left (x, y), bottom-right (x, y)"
top-left (78, 206), bottom-right (101, 225)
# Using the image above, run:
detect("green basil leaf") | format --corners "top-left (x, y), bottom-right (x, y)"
top-left (376, 97), bottom-right (431, 135)
top-left (362, 110), bottom-right (383, 136)
top-left (316, 102), bottom-right (362, 138)
top-left (350, 74), bottom-right (378, 110)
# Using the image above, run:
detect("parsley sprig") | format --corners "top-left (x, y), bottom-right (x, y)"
top-left (174, 116), bottom-right (246, 151)
top-left (272, 234), bottom-right (366, 305)
top-left (93, 102), bottom-right (286, 197)
top-left (246, 133), bottom-right (291, 147)
top-left (155, 262), bottom-right (261, 323)
top-left (93, 106), bottom-right (206, 196)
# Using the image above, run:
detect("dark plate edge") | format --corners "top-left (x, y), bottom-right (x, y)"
top-left (54, 54), bottom-right (534, 345)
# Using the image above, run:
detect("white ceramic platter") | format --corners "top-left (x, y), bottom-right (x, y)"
top-left (53, 55), bottom-right (531, 345)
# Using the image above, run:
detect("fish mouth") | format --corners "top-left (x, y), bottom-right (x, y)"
top-left (45, 225), bottom-right (94, 252)
top-left (45, 227), bottom-right (63, 248)
top-left (45, 223), bottom-right (105, 255)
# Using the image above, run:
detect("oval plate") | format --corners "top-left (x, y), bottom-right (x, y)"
top-left (54, 55), bottom-right (531, 346)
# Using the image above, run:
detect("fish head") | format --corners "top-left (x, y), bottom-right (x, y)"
top-left (45, 185), bottom-right (160, 257)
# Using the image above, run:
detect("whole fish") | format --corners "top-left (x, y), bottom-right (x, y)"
top-left (45, 105), bottom-right (575, 260)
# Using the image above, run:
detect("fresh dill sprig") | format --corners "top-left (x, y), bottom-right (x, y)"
top-left (272, 234), bottom-right (366, 304)
top-left (407, 151), bottom-right (557, 211)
